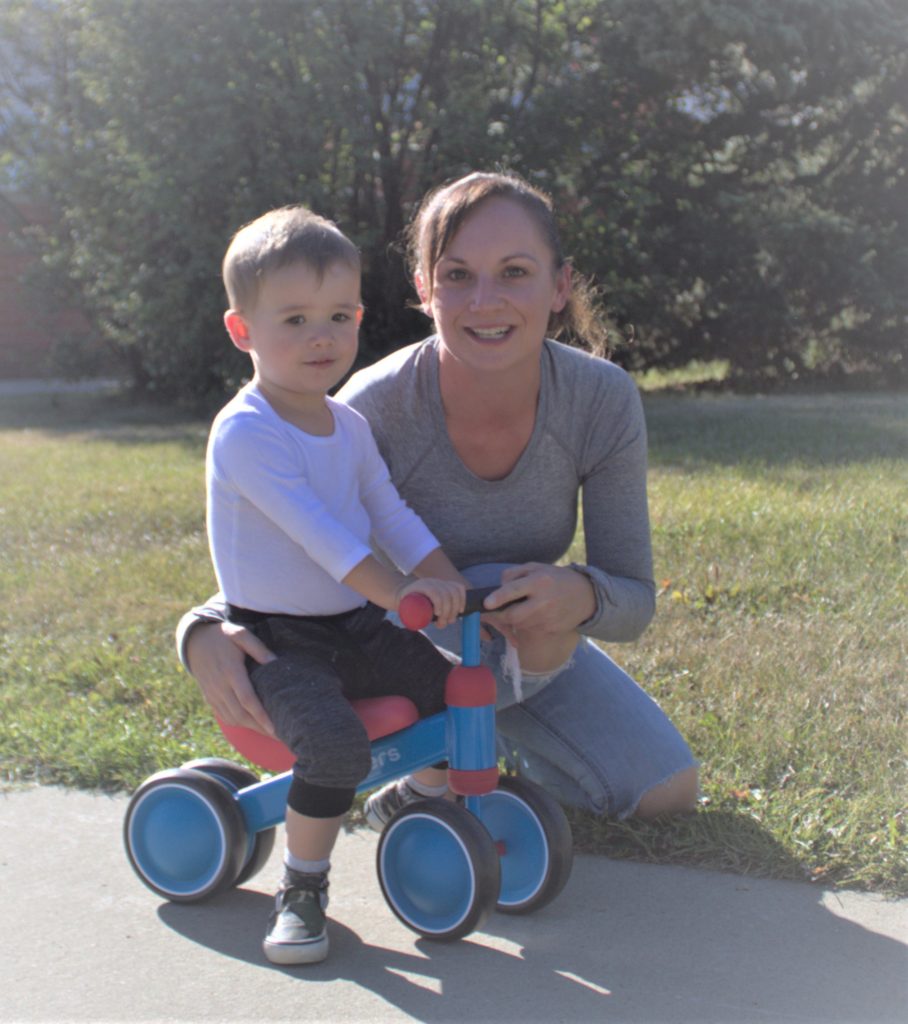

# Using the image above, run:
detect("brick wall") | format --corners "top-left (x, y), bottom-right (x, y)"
top-left (0, 199), bottom-right (89, 378)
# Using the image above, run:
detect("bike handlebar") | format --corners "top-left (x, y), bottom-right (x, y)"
top-left (399, 586), bottom-right (522, 631)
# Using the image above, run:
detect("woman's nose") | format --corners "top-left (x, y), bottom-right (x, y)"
top-left (469, 275), bottom-right (503, 310)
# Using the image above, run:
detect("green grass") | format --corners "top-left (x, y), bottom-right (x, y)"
top-left (633, 358), bottom-right (730, 392)
top-left (1, 389), bottom-right (905, 894)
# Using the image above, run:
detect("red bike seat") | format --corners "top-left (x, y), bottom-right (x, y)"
top-left (217, 695), bottom-right (420, 773)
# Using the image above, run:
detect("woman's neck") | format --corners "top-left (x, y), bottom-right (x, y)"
top-left (436, 342), bottom-right (542, 480)
top-left (437, 343), bottom-right (542, 424)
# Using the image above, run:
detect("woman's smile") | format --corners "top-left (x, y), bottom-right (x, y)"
top-left (465, 324), bottom-right (514, 342)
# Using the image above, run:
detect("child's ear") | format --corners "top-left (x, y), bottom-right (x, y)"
top-left (224, 311), bottom-right (252, 352)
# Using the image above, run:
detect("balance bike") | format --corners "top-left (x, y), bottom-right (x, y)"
top-left (123, 588), bottom-right (574, 941)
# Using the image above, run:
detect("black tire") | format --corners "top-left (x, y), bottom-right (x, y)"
top-left (180, 757), bottom-right (259, 790)
top-left (377, 798), bottom-right (500, 941)
top-left (181, 757), bottom-right (277, 887)
top-left (481, 775), bottom-right (574, 914)
top-left (124, 767), bottom-right (249, 903)
top-left (233, 827), bottom-right (277, 888)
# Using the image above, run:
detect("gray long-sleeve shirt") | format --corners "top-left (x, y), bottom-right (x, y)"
top-left (337, 337), bottom-right (655, 643)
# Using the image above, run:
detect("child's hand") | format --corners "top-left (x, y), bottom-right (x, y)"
top-left (398, 578), bottom-right (466, 630)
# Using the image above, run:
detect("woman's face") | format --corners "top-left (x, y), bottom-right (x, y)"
top-left (420, 197), bottom-right (571, 376)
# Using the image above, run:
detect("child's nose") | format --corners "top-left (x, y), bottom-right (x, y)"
top-left (309, 322), bottom-right (336, 344)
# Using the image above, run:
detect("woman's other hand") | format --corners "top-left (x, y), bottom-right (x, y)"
top-left (185, 621), bottom-right (276, 735)
top-left (481, 563), bottom-right (596, 672)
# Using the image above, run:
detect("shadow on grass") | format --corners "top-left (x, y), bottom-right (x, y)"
top-left (644, 391), bottom-right (908, 469)
top-left (0, 389), bottom-right (212, 450)
top-left (4, 386), bottom-right (906, 468)
top-left (568, 806), bottom-right (810, 885)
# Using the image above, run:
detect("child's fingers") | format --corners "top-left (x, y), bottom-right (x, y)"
top-left (437, 588), bottom-right (458, 628)
top-left (409, 580), bottom-right (467, 629)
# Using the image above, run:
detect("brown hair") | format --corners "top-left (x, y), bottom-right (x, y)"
top-left (405, 171), bottom-right (608, 355)
top-left (223, 205), bottom-right (360, 311)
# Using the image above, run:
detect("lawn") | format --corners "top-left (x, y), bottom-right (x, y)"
top-left (0, 387), bottom-right (905, 894)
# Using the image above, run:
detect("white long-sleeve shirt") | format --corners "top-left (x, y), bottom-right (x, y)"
top-left (206, 383), bottom-right (440, 616)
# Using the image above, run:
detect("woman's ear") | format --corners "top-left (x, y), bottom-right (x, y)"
top-left (414, 271), bottom-right (432, 314)
top-left (224, 310), bottom-right (252, 352)
top-left (550, 262), bottom-right (572, 315)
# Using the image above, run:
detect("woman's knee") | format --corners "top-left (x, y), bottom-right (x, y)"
top-left (513, 630), bottom-right (580, 676)
top-left (633, 765), bottom-right (699, 819)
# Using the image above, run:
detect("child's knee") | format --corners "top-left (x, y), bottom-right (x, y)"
top-left (287, 777), bottom-right (356, 818)
top-left (302, 726), bottom-right (372, 789)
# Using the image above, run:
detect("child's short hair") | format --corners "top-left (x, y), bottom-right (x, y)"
top-left (222, 205), bottom-right (360, 311)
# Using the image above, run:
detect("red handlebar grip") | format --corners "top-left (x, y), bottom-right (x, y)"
top-left (398, 592), bottom-right (434, 631)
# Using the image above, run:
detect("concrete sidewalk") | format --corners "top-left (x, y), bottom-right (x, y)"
top-left (1, 787), bottom-right (905, 1024)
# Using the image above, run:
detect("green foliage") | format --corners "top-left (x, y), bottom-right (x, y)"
top-left (1, 0), bottom-right (905, 396)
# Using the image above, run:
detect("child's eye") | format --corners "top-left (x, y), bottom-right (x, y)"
top-left (286, 314), bottom-right (306, 325)
top-left (332, 312), bottom-right (351, 323)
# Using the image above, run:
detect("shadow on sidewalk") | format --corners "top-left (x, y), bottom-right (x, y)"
top-left (157, 854), bottom-right (907, 1023)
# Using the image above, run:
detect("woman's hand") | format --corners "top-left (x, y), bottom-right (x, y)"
top-left (481, 563), bottom-right (596, 672)
top-left (185, 621), bottom-right (277, 735)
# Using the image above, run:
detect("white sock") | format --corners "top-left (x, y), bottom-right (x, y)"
top-left (284, 852), bottom-right (330, 876)
top-left (405, 776), bottom-right (449, 798)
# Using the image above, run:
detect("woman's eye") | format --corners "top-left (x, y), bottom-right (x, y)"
top-left (503, 265), bottom-right (528, 278)
top-left (444, 268), bottom-right (469, 282)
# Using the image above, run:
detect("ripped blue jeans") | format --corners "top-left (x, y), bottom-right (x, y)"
top-left (418, 563), bottom-right (697, 819)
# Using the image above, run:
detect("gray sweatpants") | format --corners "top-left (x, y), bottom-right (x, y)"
top-left (233, 602), bottom-right (450, 817)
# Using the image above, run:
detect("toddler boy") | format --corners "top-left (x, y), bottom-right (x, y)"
top-left (207, 205), bottom-right (465, 965)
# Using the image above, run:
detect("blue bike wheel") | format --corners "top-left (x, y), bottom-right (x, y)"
top-left (377, 798), bottom-right (500, 941)
top-left (479, 775), bottom-right (573, 914)
top-left (124, 767), bottom-right (248, 903)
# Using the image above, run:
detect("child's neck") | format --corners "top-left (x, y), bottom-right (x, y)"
top-left (254, 378), bottom-right (334, 436)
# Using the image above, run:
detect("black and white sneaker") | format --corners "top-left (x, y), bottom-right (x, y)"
top-left (363, 779), bottom-right (424, 832)
top-left (263, 868), bottom-right (329, 965)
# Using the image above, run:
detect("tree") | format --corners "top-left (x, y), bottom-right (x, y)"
top-left (1, 0), bottom-right (904, 397)
top-left (558, 0), bottom-right (908, 384)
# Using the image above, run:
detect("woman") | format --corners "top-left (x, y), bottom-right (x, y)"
top-left (179, 171), bottom-right (698, 820)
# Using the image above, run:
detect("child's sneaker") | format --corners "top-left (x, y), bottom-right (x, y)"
top-left (263, 868), bottom-right (329, 965)
top-left (364, 779), bottom-right (423, 832)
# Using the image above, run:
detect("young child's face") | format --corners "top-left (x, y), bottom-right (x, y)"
top-left (227, 260), bottom-right (362, 400)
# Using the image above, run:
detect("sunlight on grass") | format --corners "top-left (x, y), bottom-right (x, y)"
top-left (572, 392), bottom-right (907, 893)
top-left (1, 389), bottom-right (906, 894)
top-left (633, 359), bottom-right (730, 392)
